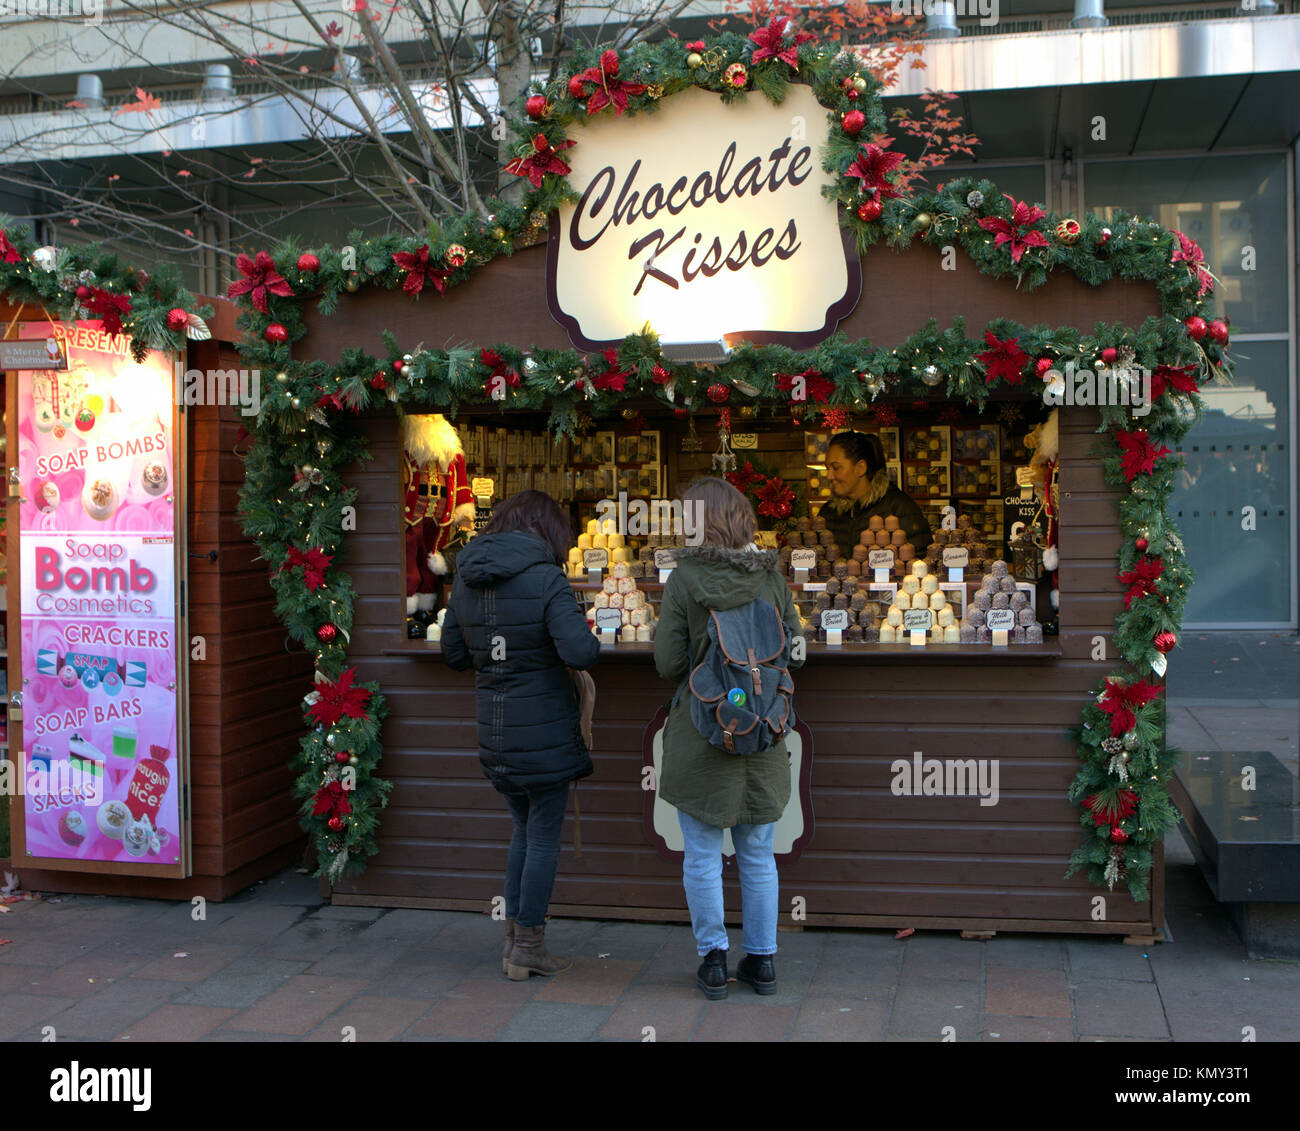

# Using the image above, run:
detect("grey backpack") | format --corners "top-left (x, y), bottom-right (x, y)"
top-left (686, 599), bottom-right (796, 755)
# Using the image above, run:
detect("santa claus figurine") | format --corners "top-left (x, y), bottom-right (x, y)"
top-left (402, 414), bottom-right (475, 632)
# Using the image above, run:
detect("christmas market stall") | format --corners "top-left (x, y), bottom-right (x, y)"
top-left (225, 26), bottom-right (1228, 937)
top-left (0, 253), bottom-right (308, 899)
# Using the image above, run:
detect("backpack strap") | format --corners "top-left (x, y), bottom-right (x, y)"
top-left (747, 647), bottom-right (762, 697)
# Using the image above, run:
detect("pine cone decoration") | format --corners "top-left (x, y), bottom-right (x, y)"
top-left (1101, 736), bottom-right (1124, 755)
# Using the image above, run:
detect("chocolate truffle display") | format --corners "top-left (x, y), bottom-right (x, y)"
top-left (960, 571), bottom-right (1042, 643)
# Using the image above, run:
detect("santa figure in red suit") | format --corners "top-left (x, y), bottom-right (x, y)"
top-left (402, 413), bottom-right (475, 624)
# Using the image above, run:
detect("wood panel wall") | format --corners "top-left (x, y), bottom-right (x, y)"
top-left (330, 408), bottom-right (1162, 936)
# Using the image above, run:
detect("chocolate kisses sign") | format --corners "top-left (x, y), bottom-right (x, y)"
top-left (548, 85), bottom-right (861, 351)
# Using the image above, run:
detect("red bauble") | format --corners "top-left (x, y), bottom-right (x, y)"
top-left (706, 383), bottom-right (730, 403)
top-left (370, 371), bottom-right (387, 390)
top-left (165, 308), bottom-right (189, 332)
top-left (1135, 537), bottom-right (1148, 552)
top-left (842, 110), bottom-right (866, 136)
top-left (1110, 825), bottom-right (1129, 843)
top-left (334, 751), bottom-right (350, 764)
top-left (328, 816), bottom-right (345, 832)
top-left (75, 284), bottom-right (90, 300)
top-left (567, 73), bottom-right (587, 98)
top-left (840, 77), bottom-right (854, 91)
top-left (296, 253), bottom-right (320, 273)
top-left (1035, 357), bottom-right (1053, 377)
top-left (264, 323), bottom-right (288, 344)
top-left (1184, 316), bottom-right (1207, 341)
top-left (317, 622), bottom-right (339, 644)
top-left (392, 358), bottom-right (406, 374)
top-left (525, 95), bottom-right (548, 120)
top-left (1208, 319), bottom-right (1229, 345)
top-left (846, 89), bottom-right (859, 101)
top-left (1153, 630), bottom-right (1177, 654)
top-left (856, 197), bottom-right (882, 222)
top-left (1101, 347), bottom-right (1118, 364)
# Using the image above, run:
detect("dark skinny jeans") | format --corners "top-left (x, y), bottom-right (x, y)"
top-left (496, 779), bottom-right (571, 928)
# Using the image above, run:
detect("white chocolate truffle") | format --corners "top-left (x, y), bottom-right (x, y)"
top-left (621, 625), bottom-right (636, 641)
top-left (593, 533), bottom-right (608, 549)
top-left (943, 625), bottom-right (961, 643)
top-left (611, 561), bottom-right (630, 577)
top-left (635, 625), bottom-right (652, 642)
top-left (602, 577), bottom-right (618, 594)
top-left (630, 607), bottom-right (650, 626)
top-left (617, 577), bottom-right (635, 594)
top-left (567, 548), bottom-right (582, 564)
top-left (886, 608), bottom-right (904, 628)
top-left (611, 548), bottom-right (631, 565)
top-left (607, 532), bottom-right (625, 550)
top-left (902, 576), bottom-right (921, 595)
top-left (578, 533), bottom-right (593, 549)
top-left (593, 592), bottom-right (610, 608)
top-left (911, 560), bottom-right (928, 578)
top-left (929, 592), bottom-right (946, 611)
top-left (609, 593), bottom-right (625, 609)
top-left (880, 624), bottom-right (896, 642)
top-left (938, 607), bottom-right (955, 627)
top-left (921, 575), bottom-right (939, 594)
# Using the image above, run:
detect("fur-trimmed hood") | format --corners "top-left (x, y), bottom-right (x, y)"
top-left (671, 542), bottom-right (780, 611)
top-left (822, 467), bottom-right (891, 515)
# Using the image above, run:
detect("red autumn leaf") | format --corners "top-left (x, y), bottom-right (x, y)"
top-left (116, 86), bottom-right (162, 114)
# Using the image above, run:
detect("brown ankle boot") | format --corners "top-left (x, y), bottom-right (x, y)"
top-left (506, 922), bottom-right (573, 980)
top-left (502, 919), bottom-right (516, 973)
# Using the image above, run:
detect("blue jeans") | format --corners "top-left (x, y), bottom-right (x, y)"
top-left (497, 779), bottom-right (570, 928)
top-left (677, 810), bottom-right (778, 957)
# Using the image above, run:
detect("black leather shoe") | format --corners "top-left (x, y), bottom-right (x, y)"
top-left (736, 953), bottom-right (777, 995)
top-left (696, 948), bottom-right (728, 1000)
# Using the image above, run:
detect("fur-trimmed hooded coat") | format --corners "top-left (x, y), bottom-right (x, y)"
top-left (818, 468), bottom-right (932, 558)
top-left (653, 544), bottom-right (804, 828)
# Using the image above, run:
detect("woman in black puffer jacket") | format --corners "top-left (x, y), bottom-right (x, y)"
top-left (441, 490), bottom-right (599, 980)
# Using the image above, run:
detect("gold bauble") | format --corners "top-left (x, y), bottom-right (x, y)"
top-left (915, 212), bottom-right (933, 230)
top-left (343, 276), bottom-right (359, 293)
top-left (852, 76), bottom-right (867, 93)
top-left (686, 52), bottom-right (703, 69)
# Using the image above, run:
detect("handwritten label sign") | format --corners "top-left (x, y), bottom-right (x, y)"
top-left (595, 608), bottom-right (623, 634)
top-left (986, 609), bottom-right (1016, 631)
top-left (790, 549), bottom-right (817, 571)
top-left (821, 609), bottom-right (849, 631)
top-left (653, 548), bottom-right (678, 570)
top-left (902, 608), bottom-right (934, 632)
top-left (941, 546), bottom-right (970, 568)
top-left (471, 476), bottom-right (495, 499)
top-left (867, 549), bottom-right (895, 570)
top-left (583, 548), bottom-right (609, 569)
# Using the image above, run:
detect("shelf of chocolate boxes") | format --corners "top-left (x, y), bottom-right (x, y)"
top-left (567, 518), bottom-right (668, 642)
top-left (786, 513), bottom-right (1044, 646)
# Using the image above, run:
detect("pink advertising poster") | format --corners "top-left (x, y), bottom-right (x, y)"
top-left (15, 322), bottom-right (183, 869)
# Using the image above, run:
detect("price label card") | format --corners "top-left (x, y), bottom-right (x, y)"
top-left (941, 546), bottom-right (970, 568)
top-left (986, 609), bottom-right (1016, 631)
top-left (867, 549), bottom-right (896, 570)
top-left (790, 549), bottom-right (817, 571)
top-left (583, 548), bottom-right (609, 569)
top-left (731, 433), bottom-right (758, 450)
top-left (821, 609), bottom-right (850, 632)
top-left (653, 548), bottom-right (678, 570)
top-left (471, 476), bottom-right (495, 498)
top-left (902, 608), bottom-right (934, 632)
top-left (802, 582), bottom-right (827, 593)
top-left (595, 608), bottom-right (623, 633)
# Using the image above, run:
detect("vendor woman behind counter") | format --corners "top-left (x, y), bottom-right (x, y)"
top-left (820, 432), bottom-right (932, 555)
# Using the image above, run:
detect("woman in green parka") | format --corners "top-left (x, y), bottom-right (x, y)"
top-left (653, 477), bottom-right (805, 1000)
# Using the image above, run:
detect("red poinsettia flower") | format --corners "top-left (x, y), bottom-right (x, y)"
top-left (748, 16), bottom-right (814, 69)
top-left (975, 330), bottom-right (1029, 385)
top-left (571, 50), bottom-right (647, 116)
top-left (591, 347), bottom-right (631, 392)
top-left (1118, 556), bottom-right (1164, 610)
top-left (1150, 363), bottom-right (1199, 400)
top-left (392, 244), bottom-right (451, 296)
top-left (480, 348), bottom-right (520, 389)
top-left (278, 545), bottom-right (334, 592)
top-left (307, 667), bottom-right (373, 729)
top-left (1098, 677), bottom-right (1164, 737)
top-left (81, 287), bottom-right (133, 336)
top-left (726, 460), bottom-right (765, 495)
top-left (1115, 428), bottom-right (1172, 481)
top-left (505, 133), bottom-right (578, 187)
top-left (0, 228), bottom-right (21, 265)
top-left (1170, 229), bottom-right (1214, 298)
top-left (977, 195), bottom-right (1049, 264)
top-left (312, 779), bottom-right (352, 818)
top-left (1084, 788), bottom-right (1139, 828)
top-left (755, 476), bottom-right (795, 519)
top-left (845, 138), bottom-right (905, 200)
top-left (776, 368), bottom-right (835, 404)
top-left (227, 250), bottom-right (294, 314)
top-left (872, 403), bottom-right (898, 426)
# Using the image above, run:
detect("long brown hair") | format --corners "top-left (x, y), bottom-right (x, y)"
top-left (480, 490), bottom-right (572, 565)
top-left (681, 477), bottom-right (756, 550)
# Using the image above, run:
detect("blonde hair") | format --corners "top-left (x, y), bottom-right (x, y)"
top-left (681, 476), bottom-right (756, 550)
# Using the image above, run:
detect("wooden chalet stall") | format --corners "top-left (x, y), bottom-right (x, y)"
top-left (300, 241), bottom-right (1169, 941)
top-left (2, 297), bottom-right (307, 900)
